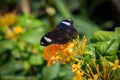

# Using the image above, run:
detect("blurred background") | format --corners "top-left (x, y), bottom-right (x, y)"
top-left (0, 0), bottom-right (120, 80)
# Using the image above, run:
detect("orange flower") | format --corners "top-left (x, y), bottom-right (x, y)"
top-left (56, 42), bottom-right (75, 64)
top-left (43, 36), bottom-right (87, 66)
top-left (43, 44), bottom-right (60, 60)
top-left (43, 44), bottom-right (60, 66)
top-left (43, 42), bottom-right (76, 66)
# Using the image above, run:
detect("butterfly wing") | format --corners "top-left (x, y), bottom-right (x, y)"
top-left (40, 31), bottom-right (54, 46)
top-left (40, 19), bottom-right (78, 46)
top-left (40, 30), bottom-right (70, 46)
top-left (56, 19), bottom-right (77, 38)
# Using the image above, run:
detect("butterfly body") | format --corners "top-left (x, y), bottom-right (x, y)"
top-left (40, 19), bottom-right (77, 46)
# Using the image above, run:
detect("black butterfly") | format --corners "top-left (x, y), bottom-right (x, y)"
top-left (40, 19), bottom-right (78, 46)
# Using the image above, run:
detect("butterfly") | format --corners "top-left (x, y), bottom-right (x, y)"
top-left (40, 19), bottom-right (78, 46)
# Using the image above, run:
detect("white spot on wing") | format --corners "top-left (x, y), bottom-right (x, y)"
top-left (41, 42), bottom-right (44, 45)
top-left (44, 37), bottom-right (52, 42)
top-left (67, 19), bottom-right (72, 21)
top-left (62, 21), bottom-right (71, 26)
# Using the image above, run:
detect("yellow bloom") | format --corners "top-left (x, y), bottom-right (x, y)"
top-left (13, 26), bottom-right (23, 34)
top-left (109, 59), bottom-right (120, 70)
top-left (72, 62), bottom-right (85, 80)
top-left (74, 36), bottom-right (86, 56)
top-left (63, 42), bottom-right (74, 53)
top-left (4, 26), bottom-right (23, 40)
top-left (88, 74), bottom-right (99, 80)
top-left (73, 70), bottom-right (85, 80)
top-left (0, 12), bottom-right (17, 26)
top-left (4, 26), bottom-right (15, 39)
top-left (72, 62), bottom-right (81, 72)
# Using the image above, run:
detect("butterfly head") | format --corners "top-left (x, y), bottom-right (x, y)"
top-left (58, 18), bottom-right (73, 27)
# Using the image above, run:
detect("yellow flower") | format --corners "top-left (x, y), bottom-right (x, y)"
top-left (73, 36), bottom-right (86, 56)
top-left (4, 26), bottom-right (23, 40)
top-left (4, 26), bottom-right (15, 39)
top-left (72, 62), bottom-right (81, 72)
top-left (63, 42), bottom-right (74, 53)
top-left (73, 70), bottom-right (85, 80)
top-left (109, 59), bottom-right (120, 70)
top-left (72, 62), bottom-right (85, 80)
top-left (13, 26), bottom-right (23, 34)
top-left (0, 12), bottom-right (17, 26)
top-left (88, 74), bottom-right (99, 80)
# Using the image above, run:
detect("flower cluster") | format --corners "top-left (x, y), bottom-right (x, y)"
top-left (43, 36), bottom-right (86, 66)
top-left (84, 58), bottom-right (120, 80)
top-left (43, 42), bottom-right (75, 66)
top-left (43, 35), bottom-right (120, 80)
top-left (0, 12), bottom-right (17, 26)
top-left (72, 62), bottom-right (85, 80)
top-left (0, 12), bottom-right (23, 40)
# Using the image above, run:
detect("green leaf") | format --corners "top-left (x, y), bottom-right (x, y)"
top-left (95, 40), bottom-right (119, 62)
top-left (16, 14), bottom-right (44, 28)
top-left (54, 0), bottom-right (72, 18)
top-left (21, 28), bottom-right (45, 44)
top-left (0, 40), bottom-right (15, 54)
top-left (91, 27), bottom-right (120, 42)
top-left (0, 76), bottom-right (32, 80)
top-left (0, 60), bottom-right (23, 75)
top-left (74, 18), bottom-right (100, 43)
top-left (113, 69), bottom-right (120, 80)
top-left (29, 54), bottom-right (43, 66)
top-left (115, 27), bottom-right (120, 34)
top-left (11, 49), bottom-right (21, 58)
top-left (86, 44), bottom-right (96, 56)
top-left (84, 44), bottom-right (96, 66)
top-left (115, 27), bottom-right (120, 43)
top-left (91, 31), bottom-right (116, 42)
top-left (42, 64), bottom-right (60, 80)
top-left (58, 65), bottom-right (74, 80)
top-left (20, 52), bottom-right (29, 59)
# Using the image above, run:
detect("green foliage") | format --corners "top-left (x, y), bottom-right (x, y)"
top-left (0, 14), bottom-right (46, 79)
top-left (0, 40), bottom-right (15, 54)
top-left (54, 0), bottom-right (101, 43)
top-left (0, 0), bottom-right (120, 79)
top-left (86, 27), bottom-right (120, 61)
top-left (42, 64), bottom-right (60, 80)
top-left (84, 27), bottom-right (120, 79)
top-left (29, 54), bottom-right (43, 65)
top-left (0, 60), bottom-right (23, 75)
top-left (0, 14), bottom-right (75, 80)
